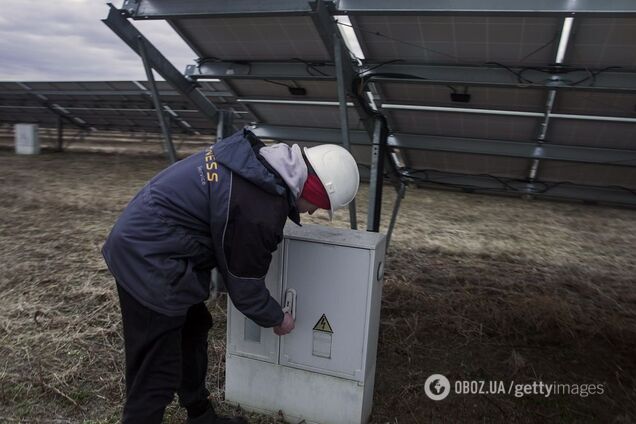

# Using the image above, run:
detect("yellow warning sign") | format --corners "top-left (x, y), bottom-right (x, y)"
top-left (313, 314), bottom-right (333, 333)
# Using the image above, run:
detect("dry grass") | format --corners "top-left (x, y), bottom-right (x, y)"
top-left (1, 149), bottom-right (635, 423)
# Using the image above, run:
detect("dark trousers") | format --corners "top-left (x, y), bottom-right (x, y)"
top-left (117, 283), bottom-right (213, 424)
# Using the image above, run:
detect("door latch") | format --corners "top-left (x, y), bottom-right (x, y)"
top-left (282, 288), bottom-right (297, 320)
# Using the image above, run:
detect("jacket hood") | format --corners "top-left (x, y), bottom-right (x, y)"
top-left (212, 129), bottom-right (286, 197)
top-left (258, 143), bottom-right (308, 200)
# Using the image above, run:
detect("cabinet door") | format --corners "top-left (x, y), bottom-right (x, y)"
top-left (227, 243), bottom-right (282, 363)
top-left (280, 239), bottom-right (371, 381)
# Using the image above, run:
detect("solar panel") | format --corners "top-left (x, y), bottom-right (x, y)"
top-left (231, 80), bottom-right (338, 100)
top-left (387, 110), bottom-right (539, 141)
top-left (568, 17), bottom-right (636, 69)
top-left (404, 150), bottom-right (529, 179)
top-left (554, 91), bottom-right (636, 117)
top-left (354, 15), bottom-right (561, 66)
top-left (547, 120), bottom-right (636, 150)
top-left (0, 105), bottom-right (60, 126)
top-left (171, 16), bottom-right (330, 61)
top-left (377, 83), bottom-right (546, 111)
top-left (4, 2), bottom-right (633, 206)
top-left (0, 80), bottom-right (255, 135)
top-left (539, 161), bottom-right (636, 188)
top-left (247, 103), bottom-right (363, 129)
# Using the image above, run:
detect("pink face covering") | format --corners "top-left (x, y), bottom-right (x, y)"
top-left (300, 174), bottom-right (331, 209)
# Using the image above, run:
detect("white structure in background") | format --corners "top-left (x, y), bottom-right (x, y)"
top-left (14, 124), bottom-right (40, 155)
top-left (226, 224), bottom-right (387, 424)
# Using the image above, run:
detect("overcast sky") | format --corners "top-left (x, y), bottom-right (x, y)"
top-left (0, 1), bottom-right (196, 81)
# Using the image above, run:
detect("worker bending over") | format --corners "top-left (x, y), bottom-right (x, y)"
top-left (102, 128), bottom-right (359, 424)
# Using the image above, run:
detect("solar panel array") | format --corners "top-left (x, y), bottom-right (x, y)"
top-left (152, 3), bottom-right (636, 200)
top-left (0, 80), bottom-right (256, 135)
top-left (2, 1), bottom-right (636, 206)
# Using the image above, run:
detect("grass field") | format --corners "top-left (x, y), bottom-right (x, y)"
top-left (1, 150), bottom-right (635, 423)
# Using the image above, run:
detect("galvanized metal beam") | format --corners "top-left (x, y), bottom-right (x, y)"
top-left (310, 0), bottom-right (375, 136)
top-left (103, 3), bottom-right (219, 123)
top-left (528, 16), bottom-right (575, 190)
top-left (250, 124), bottom-right (636, 167)
top-left (186, 61), bottom-right (636, 93)
top-left (386, 183), bottom-right (406, 252)
top-left (122, 0), bottom-right (314, 19)
top-left (310, 0), bottom-right (403, 232)
top-left (138, 36), bottom-right (177, 163)
top-left (0, 89), bottom-right (233, 98)
top-left (120, 0), bottom-right (636, 18)
top-left (335, 34), bottom-right (358, 230)
top-left (337, 0), bottom-right (636, 16)
top-left (216, 110), bottom-right (234, 141)
top-left (367, 119), bottom-right (388, 232)
top-left (381, 104), bottom-right (636, 124)
top-left (187, 61), bottom-right (336, 81)
top-left (131, 81), bottom-right (201, 136)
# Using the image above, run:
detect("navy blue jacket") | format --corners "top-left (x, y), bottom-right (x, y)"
top-left (102, 129), bottom-right (296, 327)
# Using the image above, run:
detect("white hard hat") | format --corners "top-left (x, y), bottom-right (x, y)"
top-left (303, 144), bottom-right (360, 220)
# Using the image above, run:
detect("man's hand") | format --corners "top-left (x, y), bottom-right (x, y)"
top-left (273, 312), bottom-right (295, 336)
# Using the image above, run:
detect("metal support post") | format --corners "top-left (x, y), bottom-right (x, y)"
top-left (526, 16), bottom-right (574, 193)
top-left (527, 89), bottom-right (556, 191)
top-left (216, 111), bottom-right (226, 142)
top-left (138, 36), bottom-right (177, 163)
top-left (56, 116), bottom-right (64, 152)
top-left (334, 35), bottom-right (357, 230)
top-left (311, 0), bottom-right (402, 233)
top-left (216, 110), bottom-right (235, 141)
top-left (367, 118), bottom-right (388, 232)
top-left (386, 183), bottom-right (406, 251)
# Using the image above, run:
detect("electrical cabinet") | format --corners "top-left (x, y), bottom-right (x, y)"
top-left (226, 224), bottom-right (386, 424)
top-left (15, 124), bottom-right (40, 155)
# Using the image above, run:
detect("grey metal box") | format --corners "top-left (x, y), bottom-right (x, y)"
top-left (14, 124), bottom-right (40, 155)
top-left (226, 224), bottom-right (386, 424)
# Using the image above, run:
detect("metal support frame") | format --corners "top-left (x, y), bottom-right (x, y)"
top-left (380, 104), bottom-right (636, 124)
top-left (527, 16), bottom-right (575, 191)
top-left (103, 3), bottom-right (219, 123)
top-left (386, 183), bottom-right (406, 251)
top-left (187, 62), bottom-right (336, 82)
top-left (528, 90), bottom-right (556, 185)
top-left (216, 110), bottom-right (234, 141)
top-left (106, 0), bottom-right (636, 215)
top-left (123, 0), bottom-right (314, 18)
top-left (131, 81), bottom-right (200, 137)
top-left (138, 37), bottom-right (178, 163)
top-left (250, 124), bottom-right (636, 167)
top-left (337, 0), bottom-right (636, 16)
top-left (187, 61), bottom-right (636, 94)
top-left (334, 34), bottom-right (358, 230)
top-left (0, 89), bottom-right (234, 98)
top-left (310, 0), bottom-right (402, 232)
top-left (123, 0), bottom-right (636, 18)
top-left (367, 119), bottom-right (388, 232)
